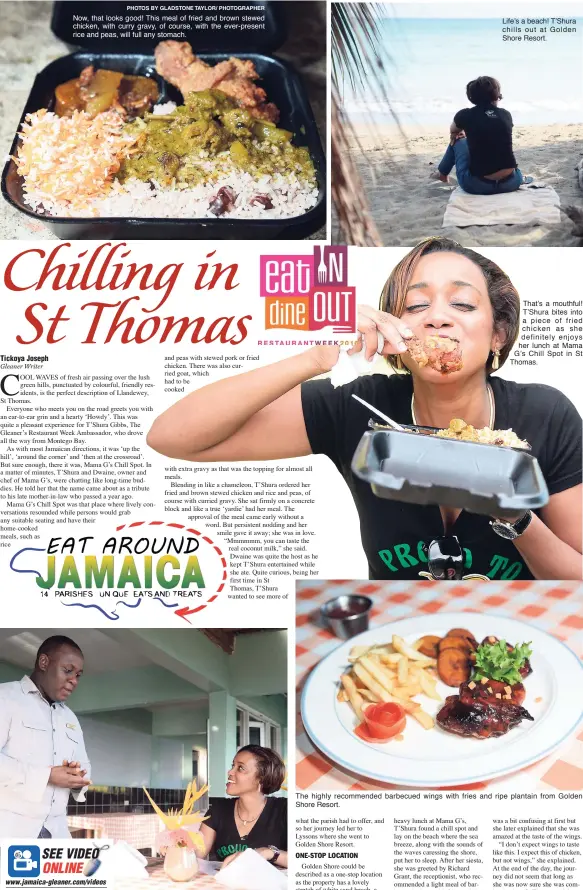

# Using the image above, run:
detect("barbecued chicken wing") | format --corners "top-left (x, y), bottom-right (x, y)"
top-left (459, 679), bottom-right (526, 707)
top-left (436, 694), bottom-right (533, 739)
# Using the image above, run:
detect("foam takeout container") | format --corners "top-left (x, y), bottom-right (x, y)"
top-left (351, 429), bottom-right (549, 518)
top-left (2, 0), bottom-right (326, 240)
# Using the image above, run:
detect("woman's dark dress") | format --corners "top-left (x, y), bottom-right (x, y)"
top-left (205, 797), bottom-right (287, 862)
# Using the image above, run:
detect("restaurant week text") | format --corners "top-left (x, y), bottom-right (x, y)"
top-left (2, 242), bottom-right (250, 346)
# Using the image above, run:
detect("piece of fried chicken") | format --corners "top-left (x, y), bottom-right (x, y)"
top-left (405, 334), bottom-right (463, 374)
top-left (155, 41), bottom-right (279, 122)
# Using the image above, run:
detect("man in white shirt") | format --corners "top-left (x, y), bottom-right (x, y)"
top-left (0, 635), bottom-right (91, 838)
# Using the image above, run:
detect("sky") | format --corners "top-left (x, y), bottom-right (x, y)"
top-left (379, 2), bottom-right (581, 17)
top-left (340, 4), bottom-right (582, 126)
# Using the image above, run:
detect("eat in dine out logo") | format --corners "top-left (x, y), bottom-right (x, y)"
top-left (259, 246), bottom-right (355, 333)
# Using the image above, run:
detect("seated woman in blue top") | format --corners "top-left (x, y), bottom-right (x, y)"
top-left (436, 76), bottom-right (531, 195)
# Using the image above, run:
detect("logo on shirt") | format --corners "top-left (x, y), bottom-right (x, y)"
top-left (217, 842), bottom-right (248, 861)
top-left (8, 846), bottom-right (41, 878)
top-left (485, 110), bottom-right (497, 117)
top-left (259, 247), bottom-right (356, 334)
top-left (377, 538), bottom-right (525, 579)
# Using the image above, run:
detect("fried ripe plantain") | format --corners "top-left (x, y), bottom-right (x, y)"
top-left (438, 647), bottom-right (472, 687)
top-left (439, 637), bottom-right (473, 654)
top-left (416, 635), bottom-right (442, 659)
top-left (446, 628), bottom-right (477, 646)
top-left (436, 629), bottom-right (475, 686)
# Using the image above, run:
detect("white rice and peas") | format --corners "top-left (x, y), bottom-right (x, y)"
top-left (14, 103), bottom-right (319, 219)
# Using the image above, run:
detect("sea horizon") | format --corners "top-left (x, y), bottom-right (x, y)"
top-left (341, 16), bottom-right (583, 127)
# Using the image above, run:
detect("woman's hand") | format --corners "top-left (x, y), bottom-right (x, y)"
top-left (490, 512), bottom-right (524, 525)
top-left (254, 848), bottom-right (276, 861)
top-left (254, 848), bottom-right (288, 868)
top-left (308, 344), bottom-right (341, 375)
top-left (221, 852), bottom-right (244, 868)
top-left (223, 300), bottom-right (415, 380)
top-left (348, 305), bottom-right (414, 363)
top-left (221, 848), bottom-right (285, 868)
top-left (449, 123), bottom-right (465, 146)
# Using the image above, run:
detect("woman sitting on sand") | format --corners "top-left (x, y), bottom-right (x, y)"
top-left (436, 75), bottom-right (532, 195)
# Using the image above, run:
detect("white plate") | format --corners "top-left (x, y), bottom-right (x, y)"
top-left (301, 612), bottom-right (583, 787)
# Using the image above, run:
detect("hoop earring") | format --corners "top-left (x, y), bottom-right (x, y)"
top-left (394, 354), bottom-right (403, 371)
top-left (491, 348), bottom-right (500, 371)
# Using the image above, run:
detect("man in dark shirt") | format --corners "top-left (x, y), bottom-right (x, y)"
top-left (436, 76), bottom-right (531, 195)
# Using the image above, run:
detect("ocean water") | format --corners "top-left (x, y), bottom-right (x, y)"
top-left (341, 16), bottom-right (583, 126)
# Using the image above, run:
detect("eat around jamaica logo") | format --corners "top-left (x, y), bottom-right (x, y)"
top-left (9, 519), bottom-right (227, 622)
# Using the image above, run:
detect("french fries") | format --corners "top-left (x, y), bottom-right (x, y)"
top-left (341, 673), bottom-right (365, 721)
top-left (347, 644), bottom-right (393, 663)
top-left (418, 668), bottom-right (442, 701)
top-left (392, 634), bottom-right (435, 662)
top-left (391, 683), bottom-right (422, 700)
top-left (353, 662), bottom-right (393, 703)
top-left (359, 655), bottom-right (396, 694)
top-left (360, 689), bottom-right (380, 703)
top-left (410, 708), bottom-right (435, 730)
top-left (381, 653), bottom-right (403, 665)
top-left (338, 634), bottom-right (443, 740)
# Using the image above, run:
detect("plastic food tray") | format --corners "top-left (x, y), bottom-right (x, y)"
top-left (351, 429), bottom-right (549, 518)
top-left (2, 14), bottom-right (326, 240)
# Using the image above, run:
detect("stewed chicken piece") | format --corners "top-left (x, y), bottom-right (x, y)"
top-left (155, 41), bottom-right (279, 122)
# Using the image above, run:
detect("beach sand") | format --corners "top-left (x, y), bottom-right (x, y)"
top-left (335, 122), bottom-right (583, 247)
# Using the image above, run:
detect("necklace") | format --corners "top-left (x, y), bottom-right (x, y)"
top-left (411, 383), bottom-right (495, 428)
top-left (236, 798), bottom-right (266, 827)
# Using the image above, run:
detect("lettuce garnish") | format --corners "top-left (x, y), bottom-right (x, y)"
top-left (473, 639), bottom-right (532, 686)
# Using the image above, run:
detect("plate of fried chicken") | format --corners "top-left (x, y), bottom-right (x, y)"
top-left (301, 613), bottom-right (583, 787)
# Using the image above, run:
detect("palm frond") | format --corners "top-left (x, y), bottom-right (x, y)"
top-left (331, 88), bottom-right (382, 246)
top-left (331, 2), bottom-right (402, 245)
top-left (332, 3), bottom-right (401, 133)
top-left (332, 4), bottom-right (382, 91)
top-left (333, 4), bottom-right (387, 91)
